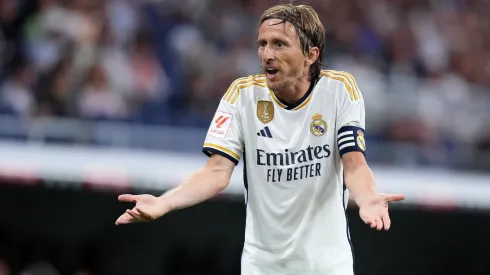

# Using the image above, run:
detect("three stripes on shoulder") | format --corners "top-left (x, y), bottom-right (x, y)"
top-left (320, 70), bottom-right (361, 102)
top-left (222, 75), bottom-right (266, 104)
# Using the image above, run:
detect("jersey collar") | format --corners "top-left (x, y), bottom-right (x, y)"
top-left (269, 78), bottom-right (318, 111)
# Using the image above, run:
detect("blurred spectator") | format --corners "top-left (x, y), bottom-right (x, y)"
top-left (36, 58), bottom-right (73, 117)
top-left (23, 0), bottom-right (67, 73)
top-left (128, 30), bottom-right (169, 104)
top-left (77, 64), bottom-right (127, 119)
top-left (0, 58), bottom-right (36, 116)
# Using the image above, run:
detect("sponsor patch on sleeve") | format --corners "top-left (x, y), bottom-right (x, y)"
top-left (208, 111), bottom-right (233, 139)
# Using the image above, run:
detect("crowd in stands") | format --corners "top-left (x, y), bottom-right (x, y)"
top-left (0, 0), bottom-right (489, 168)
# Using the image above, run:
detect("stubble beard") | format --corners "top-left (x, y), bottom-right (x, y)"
top-left (268, 68), bottom-right (303, 99)
top-left (269, 79), bottom-right (292, 95)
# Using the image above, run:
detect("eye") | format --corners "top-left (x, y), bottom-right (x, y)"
top-left (276, 41), bottom-right (284, 48)
top-left (258, 41), bottom-right (266, 48)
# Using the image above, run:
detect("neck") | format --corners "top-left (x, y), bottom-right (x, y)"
top-left (275, 75), bottom-right (312, 105)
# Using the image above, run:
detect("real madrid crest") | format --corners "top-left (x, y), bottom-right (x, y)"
top-left (310, 113), bottom-right (327, 136)
top-left (257, 100), bottom-right (274, 124)
top-left (356, 130), bottom-right (366, 151)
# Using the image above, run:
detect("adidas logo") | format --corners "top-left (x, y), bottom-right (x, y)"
top-left (257, 126), bottom-right (273, 138)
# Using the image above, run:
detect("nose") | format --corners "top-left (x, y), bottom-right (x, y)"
top-left (262, 45), bottom-right (275, 62)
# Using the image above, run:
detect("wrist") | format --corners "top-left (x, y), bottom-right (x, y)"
top-left (157, 196), bottom-right (173, 214)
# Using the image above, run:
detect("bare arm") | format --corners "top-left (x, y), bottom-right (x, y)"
top-left (342, 151), bottom-right (376, 207)
top-left (342, 151), bottom-right (405, 230)
top-left (159, 153), bottom-right (235, 212)
top-left (116, 154), bottom-right (235, 224)
top-left (333, 72), bottom-right (404, 231)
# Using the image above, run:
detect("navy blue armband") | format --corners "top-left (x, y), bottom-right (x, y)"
top-left (337, 126), bottom-right (366, 157)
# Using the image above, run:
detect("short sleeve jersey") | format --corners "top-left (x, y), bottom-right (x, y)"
top-left (203, 70), bottom-right (365, 275)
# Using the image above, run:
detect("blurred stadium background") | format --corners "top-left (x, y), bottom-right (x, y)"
top-left (0, 0), bottom-right (489, 274)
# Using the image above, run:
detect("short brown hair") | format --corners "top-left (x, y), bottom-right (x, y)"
top-left (259, 4), bottom-right (325, 82)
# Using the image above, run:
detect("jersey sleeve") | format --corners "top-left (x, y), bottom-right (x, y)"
top-left (202, 85), bottom-right (244, 165)
top-left (335, 72), bottom-right (367, 157)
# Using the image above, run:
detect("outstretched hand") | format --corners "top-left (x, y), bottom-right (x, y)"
top-left (358, 193), bottom-right (405, 231)
top-left (115, 194), bottom-right (170, 225)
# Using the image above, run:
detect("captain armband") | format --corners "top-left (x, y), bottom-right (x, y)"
top-left (337, 126), bottom-right (366, 157)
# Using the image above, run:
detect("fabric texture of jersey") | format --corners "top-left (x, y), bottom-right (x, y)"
top-left (203, 70), bottom-right (366, 275)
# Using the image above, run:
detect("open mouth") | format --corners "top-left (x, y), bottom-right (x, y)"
top-left (265, 68), bottom-right (279, 77)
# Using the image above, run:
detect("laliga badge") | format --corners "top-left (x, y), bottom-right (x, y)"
top-left (208, 111), bottom-right (233, 139)
top-left (310, 113), bottom-right (327, 136)
top-left (257, 100), bottom-right (274, 124)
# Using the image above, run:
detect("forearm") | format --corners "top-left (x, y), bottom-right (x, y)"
top-left (159, 165), bottom-right (230, 212)
top-left (344, 160), bottom-right (377, 207)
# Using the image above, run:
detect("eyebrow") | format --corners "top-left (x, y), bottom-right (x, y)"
top-left (257, 37), bottom-right (289, 45)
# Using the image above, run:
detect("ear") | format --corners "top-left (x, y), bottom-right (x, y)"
top-left (305, 47), bottom-right (320, 67)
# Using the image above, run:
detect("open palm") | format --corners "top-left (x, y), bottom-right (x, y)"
top-left (115, 194), bottom-right (169, 225)
top-left (359, 193), bottom-right (405, 231)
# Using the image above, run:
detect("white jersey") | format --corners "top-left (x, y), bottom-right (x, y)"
top-left (203, 70), bottom-right (366, 275)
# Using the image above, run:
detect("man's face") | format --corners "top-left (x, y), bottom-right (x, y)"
top-left (257, 19), bottom-right (308, 93)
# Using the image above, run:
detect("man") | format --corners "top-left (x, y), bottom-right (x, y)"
top-left (115, 4), bottom-right (405, 275)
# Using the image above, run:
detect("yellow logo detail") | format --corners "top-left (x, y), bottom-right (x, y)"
top-left (357, 135), bottom-right (366, 151)
top-left (310, 113), bottom-right (327, 136)
top-left (257, 100), bottom-right (274, 124)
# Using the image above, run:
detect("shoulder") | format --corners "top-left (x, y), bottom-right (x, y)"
top-left (222, 74), bottom-right (267, 105)
top-left (319, 70), bottom-right (362, 102)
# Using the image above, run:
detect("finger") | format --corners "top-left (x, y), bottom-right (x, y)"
top-left (135, 207), bottom-right (154, 220)
top-left (382, 212), bottom-right (391, 231)
top-left (118, 194), bottom-right (137, 203)
top-left (115, 215), bottom-right (124, 225)
top-left (362, 216), bottom-right (373, 226)
top-left (370, 219), bottom-right (377, 229)
top-left (376, 218), bottom-right (383, 231)
top-left (386, 194), bottom-right (405, 202)
top-left (115, 213), bottom-right (134, 225)
top-left (128, 208), bottom-right (152, 222)
top-left (126, 209), bottom-right (142, 220)
top-left (362, 216), bottom-right (378, 229)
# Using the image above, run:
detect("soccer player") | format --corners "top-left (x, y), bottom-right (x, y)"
top-left (115, 3), bottom-right (405, 274)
